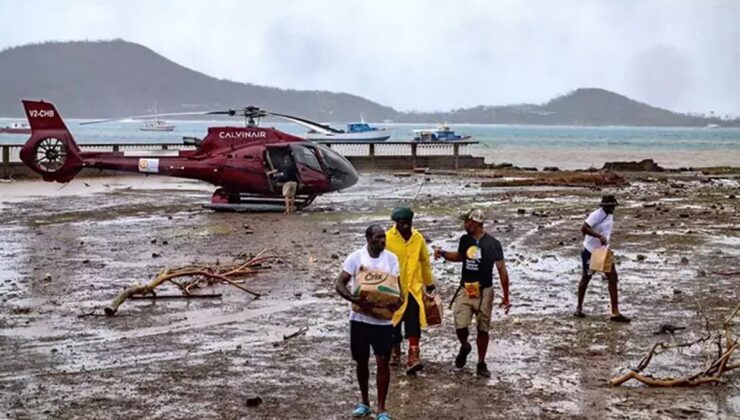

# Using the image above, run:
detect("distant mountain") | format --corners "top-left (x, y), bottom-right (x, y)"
top-left (0, 40), bottom-right (735, 127)
top-left (397, 88), bottom-right (736, 126)
top-left (0, 40), bottom-right (396, 121)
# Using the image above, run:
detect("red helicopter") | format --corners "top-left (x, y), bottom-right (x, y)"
top-left (19, 100), bottom-right (360, 210)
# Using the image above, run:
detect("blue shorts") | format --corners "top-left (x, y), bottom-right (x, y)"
top-left (581, 248), bottom-right (592, 275)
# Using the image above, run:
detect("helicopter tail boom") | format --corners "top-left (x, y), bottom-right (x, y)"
top-left (20, 100), bottom-right (84, 183)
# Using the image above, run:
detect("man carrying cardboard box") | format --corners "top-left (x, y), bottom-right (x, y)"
top-left (575, 195), bottom-right (631, 323)
top-left (336, 224), bottom-right (402, 420)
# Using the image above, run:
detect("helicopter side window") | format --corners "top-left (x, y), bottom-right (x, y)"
top-left (293, 145), bottom-right (322, 172)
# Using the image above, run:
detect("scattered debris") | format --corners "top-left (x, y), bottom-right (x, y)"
top-left (610, 305), bottom-right (739, 387)
top-left (653, 324), bottom-right (686, 335)
top-left (712, 271), bottom-right (740, 276)
top-left (129, 294), bottom-right (222, 300)
top-left (602, 159), bottom-right (664, 172)
top-left (103, 249), bottom-right (281, 316)
top-left (283, 326), bottom-right (309, 341)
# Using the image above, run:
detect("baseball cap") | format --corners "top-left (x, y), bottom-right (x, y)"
top-left (460, 209), bottom-right (486, 223)
top-left (600, 195), bottom-right (619, 206)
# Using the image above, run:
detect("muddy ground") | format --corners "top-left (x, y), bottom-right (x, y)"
top-left (0, 170), bottom-right (738, 419)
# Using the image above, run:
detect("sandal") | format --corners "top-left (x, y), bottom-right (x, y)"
top-left (610, 313), bottom-right (631, 323)
top-left (376, 412), bottom-right (392, 420)
top-left (352, 403), bottom-right (372, 417)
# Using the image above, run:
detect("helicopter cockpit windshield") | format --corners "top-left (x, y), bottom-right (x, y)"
top-left (315, 144), bottom-right (359, 191)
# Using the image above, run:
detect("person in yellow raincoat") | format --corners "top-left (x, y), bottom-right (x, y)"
top-left (385, 207), bottom-right (435, 375)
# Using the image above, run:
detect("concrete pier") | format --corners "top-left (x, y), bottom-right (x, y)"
top-left (1, 140), bottom-right (485, 179)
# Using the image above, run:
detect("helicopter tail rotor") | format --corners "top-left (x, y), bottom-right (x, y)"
top-left (20, 100), bottom-right (84, 182)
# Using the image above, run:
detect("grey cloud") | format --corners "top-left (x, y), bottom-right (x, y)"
top-left (0, 0), bottom-right (738, 115)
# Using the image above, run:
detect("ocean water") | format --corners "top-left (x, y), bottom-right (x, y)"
top-left (2, 118), bottom-right (738, 169)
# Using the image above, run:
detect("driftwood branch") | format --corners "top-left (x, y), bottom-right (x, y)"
top-left (283, 326), bottom-right (309, 341)
top-left (103, 249), bottom-right (282, 316)
top-left (129, 293), bottom-right (222, 299)
top-left (609, 304), bottom-right (739, 387)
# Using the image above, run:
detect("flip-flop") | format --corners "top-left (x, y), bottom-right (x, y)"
top-left (573, 311), bottom-right (586, 318)
top-left (376, 412), bottom-right (392, 420)
top-left (352, 403), bottom-right (372, 418)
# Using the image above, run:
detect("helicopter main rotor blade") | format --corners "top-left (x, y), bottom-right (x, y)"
top-left (264, 112), bottom-right (343, 135)
top-left (79, 106), bottom-right (344, 135)
top-left (80, 111), bottom-right (226, 125)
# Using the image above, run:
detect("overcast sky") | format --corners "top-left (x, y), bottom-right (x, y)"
top-left (1, 0), bottom-right (739, 115)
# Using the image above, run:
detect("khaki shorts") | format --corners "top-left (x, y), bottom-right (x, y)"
top-left (453, 286), bottom-right (494, 332)
top-left (282, 181), bottom-right (297, 197)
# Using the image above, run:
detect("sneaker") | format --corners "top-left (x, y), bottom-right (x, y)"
top-left (406, 346), bottom-right (423, 375)
top-left (476, 361), bottom-right (491, 378)
top-left (610, 313), bottom-right (631, 323)
top-left (454, 342), bottom-right (472, 369)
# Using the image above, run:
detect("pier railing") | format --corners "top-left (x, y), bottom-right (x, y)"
top-left (1, 140), bottom-right (479, 178)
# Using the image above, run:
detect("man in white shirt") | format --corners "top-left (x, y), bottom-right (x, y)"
top-left (336, 224), bottom-right (402, 420)
top-left (575, 195), bottom-right (631, 323)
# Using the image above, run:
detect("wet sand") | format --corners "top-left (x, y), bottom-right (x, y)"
top-left (0, 173), bottom-right (738, 419)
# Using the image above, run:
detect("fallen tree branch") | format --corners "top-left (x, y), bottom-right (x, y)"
top-left (129, 293), bottom-right (222, 299)
top-left (712, 271), bottom-right (740, 276)
top-left (609, 304), bottom-right (739, 387)
top-left (103, 249), bottom-right (281, 316)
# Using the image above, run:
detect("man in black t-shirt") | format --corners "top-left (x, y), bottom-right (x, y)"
top-left (435, 209), bottom-right (511, 378)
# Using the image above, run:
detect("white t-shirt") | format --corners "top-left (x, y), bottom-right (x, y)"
top-left (583, 208), bottom-right (614, 252)
top-left (342, 245), bottom-right (400, 326)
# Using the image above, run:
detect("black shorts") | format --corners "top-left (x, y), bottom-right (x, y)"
top-left (350, 321), bottom-right (394, 361)
top-left (393, 296), bottom-right (421, 344)
top-left (581, 248), bottom-right (592, 275)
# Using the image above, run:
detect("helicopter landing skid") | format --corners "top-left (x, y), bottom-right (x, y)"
top-left (203, 192), bottom-right (316, 212)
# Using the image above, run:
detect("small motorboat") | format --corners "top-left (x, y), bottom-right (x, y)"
top-left (305, 122), bottom-right (391, 142)
top-left (413, 125), bottom-right (471, 142)
top-left (0, 121), bottom-right (31, 134)
top-left (140, 120), bottom-right (176, 132)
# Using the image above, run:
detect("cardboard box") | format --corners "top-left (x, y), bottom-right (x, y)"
top-left (423, 293), bottom-right (443, 326)
top-left (352, 266), bottom-right (402, 320)
top-left (589, 247), bottom-right (614, 273)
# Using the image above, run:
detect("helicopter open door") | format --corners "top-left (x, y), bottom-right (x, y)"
top-left (290, 144), bottom-right (330, 192)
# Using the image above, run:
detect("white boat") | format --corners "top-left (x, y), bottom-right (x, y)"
top-left (0, 121), bottom-right (31, 134)
top-left (140, 120), bottom-right (175, 132)
top-left (305, 122), bottom-right (391, 142)
top-left (413, 125), bottom-right (471, 142)
top-left (705, 123), bottom-right (721, 129)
